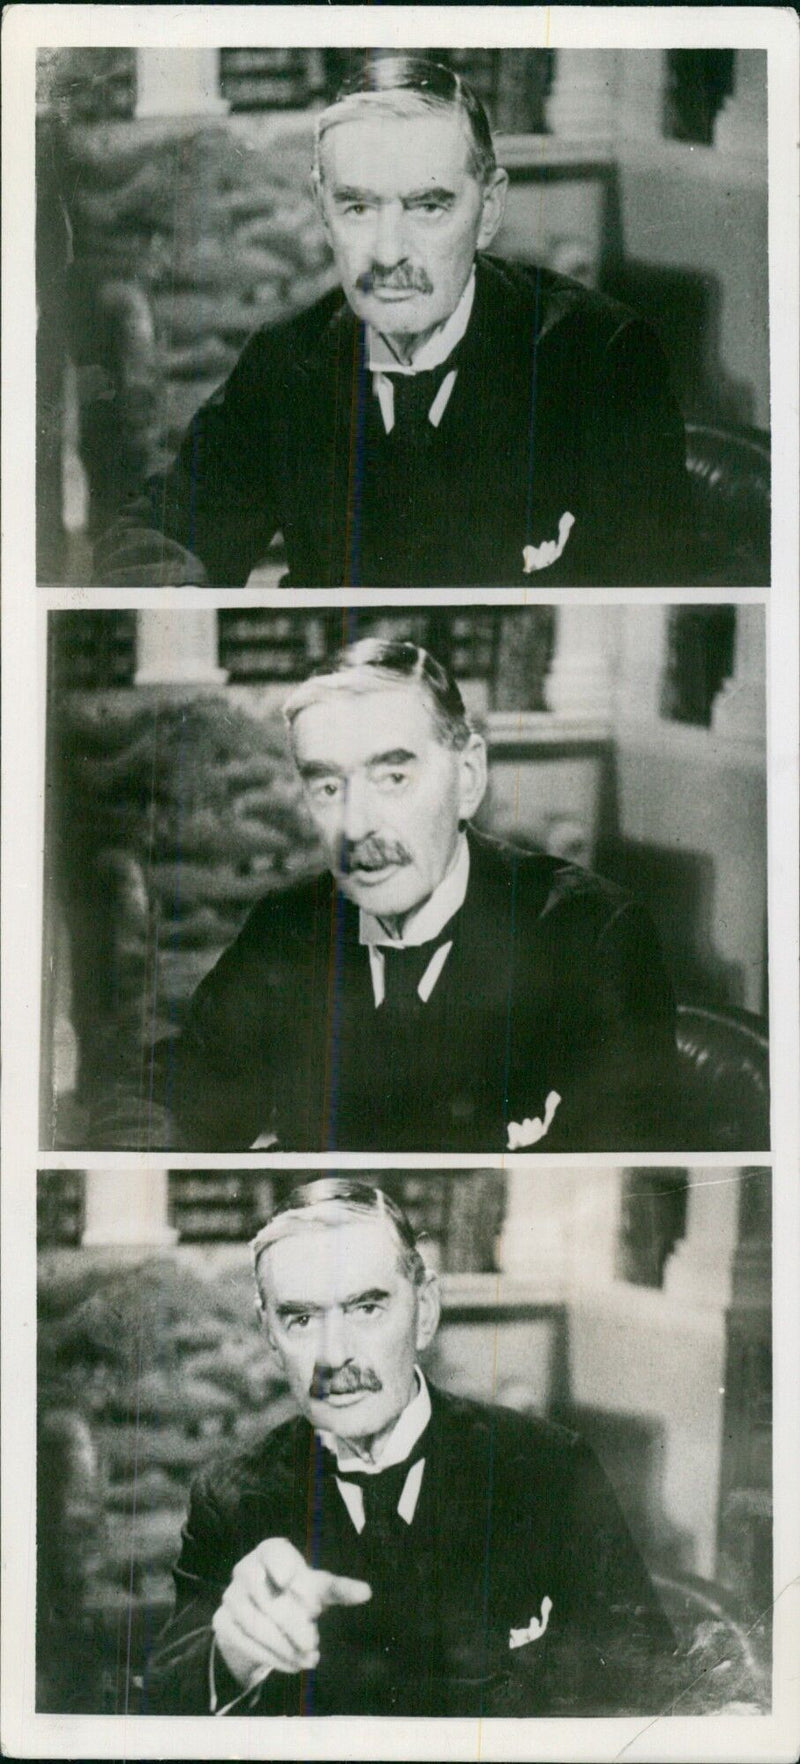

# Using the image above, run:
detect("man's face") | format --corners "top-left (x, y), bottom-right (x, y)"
top-left (316, 108), bottom-right (507, 347)
top-left (291, 682), bottom-right (487, 921)
top-left (259, 1216), bottom-right (439, 1447)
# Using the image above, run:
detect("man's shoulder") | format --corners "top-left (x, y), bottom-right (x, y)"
top-left (469, 829), bottom-right (559, 885)
top-left (476, 252), bottom-right (587, 314)
top-left (239, 284), bottom-right (354, 376)
top-left (476, 253), bottom-right (644, 347)
top-left (469, 832), bottom-right (633, 922)
top-left (190, 1410), bottom-right (309, 1517)
top-left (232, 868), bottom-right (339, 943)
top-left (429, 1387), bottom-right (595, 1520)
top-left (431, 1383), bottom-right (582, 1469)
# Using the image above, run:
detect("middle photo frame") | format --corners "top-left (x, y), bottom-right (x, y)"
top-left (41, 600), bottom-right (768, 1158)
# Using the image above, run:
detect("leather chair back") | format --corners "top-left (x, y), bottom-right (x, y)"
top-left (685, 422), bottom-right (770, 586)
top-left (676, 1003), bottom-right (769, 1150)
top-left (654, 1570), bottom-right (769, 1712)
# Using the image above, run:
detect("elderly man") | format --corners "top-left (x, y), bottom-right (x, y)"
top-left (95, 54), bottom-right (687, 588)
top-left (122, 637), bottom-right (680, 1153)
top-left (143, 1179), bottom-right (676, 1717)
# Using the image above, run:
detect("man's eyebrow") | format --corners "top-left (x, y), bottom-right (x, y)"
top-left (275, 1299), bottom-right (324, 1318)
top-left (331, 184), bottom-right (378, 203)
top-left (368, 748), bottom-right (417, 768)
top-left (404, 185), bottom-right (456, 205)
top-left (296, 759), bottom-right (346, 780)
top-left (344, 1286), bottom-right (391, 1307)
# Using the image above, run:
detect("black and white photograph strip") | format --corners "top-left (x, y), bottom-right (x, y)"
top-left (2, 7), bottom-right (799, 1764)
top-left (34, 40), bottom-right (772, 591)
top-left (35, 1165), bottom-right (771, 1720)
top-left (41, 604), bottom-right (768, 1158)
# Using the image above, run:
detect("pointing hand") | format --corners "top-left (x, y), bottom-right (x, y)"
top-left (212, 1536), bottom-right (372, 1689)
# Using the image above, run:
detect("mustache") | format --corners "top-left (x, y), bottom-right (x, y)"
top-left (311, 1363), bottom-right (383, 1400)
top-left (339, 836), bottom-right (412, 874)
top-left (356, 264), bottom-right (434, 296)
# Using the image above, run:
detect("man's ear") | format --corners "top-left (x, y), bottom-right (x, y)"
top-left (476, 167), bottom-right (509, 252)
top-left (415, 1270), bottom-right (441, 1353)
top-left (457, 732), bottom-right (488, 824)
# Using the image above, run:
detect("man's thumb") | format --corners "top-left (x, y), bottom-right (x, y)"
top-left (320, 1572), bottom-right (372, 1609)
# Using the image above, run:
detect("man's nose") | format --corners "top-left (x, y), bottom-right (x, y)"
top-left (341, 776), bottom-right (375, 843)
top-left (373, 199), bottom-right (408, 270)
top-left (320, 1306), bottom-right (351, 1365)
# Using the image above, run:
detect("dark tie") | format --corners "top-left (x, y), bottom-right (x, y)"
top-left (335, 1452), bottom-right (426, 1543)
top-left (380, 940), bottom-right (447, 1012)
top-left (389, 361), bottom-right (458, 438)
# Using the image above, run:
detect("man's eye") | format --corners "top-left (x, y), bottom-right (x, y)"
top-left (343, 202), bottom-right (370, 217)
top-left (309, 779), bottom-right (341, 803)
top-left (287, 1313), bottom-right (311, 1330)
top-left (374, 770), bottom-right (409, 792)
top-left (354, 1301), bottom-right (380, 1317)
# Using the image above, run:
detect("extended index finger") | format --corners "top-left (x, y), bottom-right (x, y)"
top-left (255, 1542), bottom-right (371, 1616)
top-left (318, 1571), bottom-right (372, 1611)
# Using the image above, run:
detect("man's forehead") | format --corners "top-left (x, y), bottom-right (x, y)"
top-left (320, 107), bottom-right (474, 190)
top-left (260, 1215), bottom-right (404, 1299)
top-left (291, 681), bottom-right (439, 758)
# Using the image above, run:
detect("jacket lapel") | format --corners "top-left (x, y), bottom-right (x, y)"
top-left (427, 259), bottom-right (577, 558)
top-left (418, 1387), bottom-right (558, 1690)
top-left (440, 834), bottom-right (557, 1141)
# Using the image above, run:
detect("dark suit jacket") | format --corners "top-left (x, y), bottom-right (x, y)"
top-left (109, 831), bottom-right (679, 1153)
top-left (95, 254), bottom-right (688, 588)
top-left (142, 1387), bottom-right (675, 1718)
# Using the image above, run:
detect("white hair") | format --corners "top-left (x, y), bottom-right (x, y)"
top-left (251, 1179), bottom-right (428, 1300)
top-left (312, 85), bottom-right (496, 189)
top-left (283, 639), bottom-right (473, 752)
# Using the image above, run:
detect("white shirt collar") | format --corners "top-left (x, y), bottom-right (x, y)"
top-left (359, 833), bottom-right (470, 950)
top-left (318, 1368), bottom-right (432, 1474)
top-left (366, 269), bottom-right (476, 375)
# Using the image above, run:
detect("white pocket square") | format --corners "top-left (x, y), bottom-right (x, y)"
top-left (523, 511), bottom-right (575, 573)
top-left (509, 1596), bottom-right (553, 1650)
top-left (507, 1090), bottom-right (562, 1151)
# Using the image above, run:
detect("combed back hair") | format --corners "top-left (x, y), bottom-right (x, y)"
top-left (313, 53), bottom-right (497, 187)
top-left (251, 1178), bottom-right (428, 1296)
top-left (283, 638), bottom-right (473, 752)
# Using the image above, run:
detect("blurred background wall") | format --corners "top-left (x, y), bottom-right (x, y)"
top-left (36, 1163), bottom-right (771, 1713)
top-left (35, 46), bottom-right (768, 581)
top-left (42, 604), bottom-right (767, 1148)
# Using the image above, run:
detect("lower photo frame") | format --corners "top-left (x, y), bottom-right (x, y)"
top-left (36, 1162), bottom-right (772, 1722)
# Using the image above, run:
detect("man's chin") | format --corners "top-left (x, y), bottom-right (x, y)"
top-left (337, 866), bottom-right (419, 916)
top-left (311, 1391), bottom-right (384, 1436)
top-left (353, 290), bottom-right (435, 338)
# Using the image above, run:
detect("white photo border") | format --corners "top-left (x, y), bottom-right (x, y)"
top-left (3, 7), bottom-right (799, 1761)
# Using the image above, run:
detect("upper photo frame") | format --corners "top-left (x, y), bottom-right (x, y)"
top-left (36, 41), bottom-right (771, 590)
